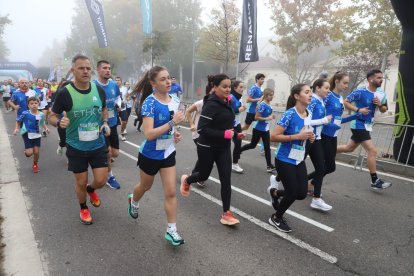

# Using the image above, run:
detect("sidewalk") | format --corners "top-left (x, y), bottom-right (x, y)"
top-left (0, 109), bottom-right (46, 275)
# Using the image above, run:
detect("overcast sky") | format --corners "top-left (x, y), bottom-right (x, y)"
top-left (0, 0), bottom-right (273, 66)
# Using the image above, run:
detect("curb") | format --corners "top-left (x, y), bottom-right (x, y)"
top-left (0, 109), bottom-right (46, 276)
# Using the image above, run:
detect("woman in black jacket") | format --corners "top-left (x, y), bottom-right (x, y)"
top-left (180, 73), bottom-right (242, 226)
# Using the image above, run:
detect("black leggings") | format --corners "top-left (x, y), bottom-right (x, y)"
top-left (232, 124), bottom-right (242, 163)
top-left (275, 159), bottom-right (308, 219)
top-left (57, 127), bottom-right (66, 148)
top-left (191, 138), bottom-right (200, 174)
top-left (240, 128), bottom-right (272, 166)
top-left (307, 139), bottom-right (325, 197)
top-left (187, 145), bottom-right (232, 212)
top-left (308, 134), bottom-right (337, 180)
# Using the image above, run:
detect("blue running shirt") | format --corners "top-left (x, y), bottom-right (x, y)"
top-left (230, 94), bottom-right (242, 127)
top-left (247, 84), bottom-right (263, 114)
top-left (308, 94), bottom-right (326, 140)
top-left (140, 94), bottom-right (180, 160)
top-left (275, 107), bottom-right (311, 165)
top-left (254, 101), bottom-right (273, 132)
top-left (93, 80), bottom-right (121, 127)
top-left (16, 110), bottom-right (45, 137)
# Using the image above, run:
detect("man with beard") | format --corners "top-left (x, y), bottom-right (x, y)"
top-left (337, 69), bottom-right (392, 190)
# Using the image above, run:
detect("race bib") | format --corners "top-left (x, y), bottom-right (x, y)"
top-left (315, 126), bottom-right (322, 139)
top-left (156, 135), bottom-right (174, 150)
top-left (78, 123), bottom-right (100, 141)
top-left (334, 116), bottom-right (342, 127)
top-left (288, 144), bottom-right (305, 161)
top-left (28, 132), bottom-right (41, 139)
top-left (108, 109), bottom-right (115, 118)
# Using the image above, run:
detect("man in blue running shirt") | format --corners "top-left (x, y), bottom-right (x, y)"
top-left (94, 60), bottom-right (122, 190)
top-left (337, 69), bottom-right (392, 190)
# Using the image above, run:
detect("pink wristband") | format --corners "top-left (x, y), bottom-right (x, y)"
top-left (224, 129), bottom-right (233, 139)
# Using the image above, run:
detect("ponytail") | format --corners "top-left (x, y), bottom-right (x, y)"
top-left (132, 66), bottom-right (167, 108)
top-left (286, 83), bottom-right (307, 110)
top-left (329, 71), bottom-right (348, 91)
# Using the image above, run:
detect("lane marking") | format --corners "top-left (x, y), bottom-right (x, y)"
top-left (178, 125), bottom-right (414, 183)
top-left (208, 176), bottom-right (334, 232)
top-left (117, 147), bottom-right (338, 264)
top-left (191, 187), bottom-right (338, 264)
top-left (120, 140), bottom-right (334, 232)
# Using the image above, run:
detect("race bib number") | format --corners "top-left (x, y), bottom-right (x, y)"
top-left (156, 135), bottom-right (174, 150)
top-left (78, 123), bottom-right (100, 141)
top-left (28, 132), bottom-right (42, 139)
top-left (108, 109), bottom-right (115, 118)
top-left (288, 144), bottom-right (305, 161)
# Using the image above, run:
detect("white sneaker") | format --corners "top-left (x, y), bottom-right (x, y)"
top-left (121, 134), bottom-right (126, 141)
top-left (232, 163), bottom-right (244, 173)
top-left (122, 130), bottom-right (127, 135)
top-left (310, 198), bottom-right (332, 211)
top-left (56, 146), bottom-right (63, 156)
top-left (268, 175), bottom-right (281, 191)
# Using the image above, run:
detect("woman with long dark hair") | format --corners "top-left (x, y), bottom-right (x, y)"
top-left (180, 74), bottom-right (242, 226)
top-left (268, 84), bottom-right (315, 233)
top-left (127, 66), bottom-right (185, 246)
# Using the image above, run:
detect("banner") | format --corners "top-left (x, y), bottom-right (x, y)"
top-left (238, 0), bottom-right (258, 63)
top-left (85, 0), bottom-right (108, 48)
top-left (140, 0), bottom-right (152, 35)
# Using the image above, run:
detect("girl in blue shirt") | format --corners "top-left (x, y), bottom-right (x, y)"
top-left (240, 88), bottom-right (276, 172)
top-left (268, 84), bottom-right (315, 233)
top-left (127, 66), bottom-right (185, 247)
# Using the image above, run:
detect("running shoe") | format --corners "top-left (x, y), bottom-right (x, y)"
top-left (232, 163), bottom-right (244, 173)
top-left (220, 211), bottom-right (240, 226)
top-left (180, 175), bottom-right (190, 197)
top-left (267, 175), bottom-right (280, 210)
top-left (165, 230), bottom-right (185, 246)
top-left (42, 130), bottom-right (47, 137)
top-left (80, 208), bottom-right (93, 225)
top-left (268, 214), bottom-right (291, 233)
top-left (32, 163), bottom-right (39, 173)
top-left (122, 130), bottom-right (127, 135)
top-left (371, 179), bottom-right (392, 190)
top-left (266, 165), bottom-right (276, 173)
top-left (107, 176), bottom-right (121, 189)
top-left (87, 187), bottom-right (101, 207)
top-left (127, 193), bottom-right (139, 219)
top-left (56, 146), bottom-right (63, 156)
top-left (121, 134), bottom-right (126, 141)
top-left (196, 181), bottom-right (205, 188)
top-left (310, 198), bottom-right (332, 211)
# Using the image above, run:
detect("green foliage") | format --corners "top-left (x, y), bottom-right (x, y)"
top-left (0, 14), bottom-right (11, 60)
top-left (197, 0), bottom-right (240, 72)
top-left (142, 31), bottom-right (171, 65)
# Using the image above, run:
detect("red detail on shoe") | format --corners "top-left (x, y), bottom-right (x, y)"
top-left (80, 209), bottom-right (92, 224)
top-left (88, 190), bottom-right (101, 207)
top-left (32, 164), bottom-right (39, 173)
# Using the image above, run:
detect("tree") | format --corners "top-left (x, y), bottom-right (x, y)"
top-left (267, 0), bottom-right (348, 84)
top-left (142, 31), bottom-right (172, 65)
top-left (336, 0), bottom-right (402, 91)
top-left (198, 0), bottom-right (240, 72)
top-left (0, 14), bottom-right (11, 60)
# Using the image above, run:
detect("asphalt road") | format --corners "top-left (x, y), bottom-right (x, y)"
top-left (2, 110), bottom-right (414, 276)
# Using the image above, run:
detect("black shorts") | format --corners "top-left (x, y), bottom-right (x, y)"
top-left (351, 129), bottom-right (371, 143)
top-left (245, 112), bottom-right (256, 125)
top-left (22, 133), bottom-right (41, 149)
top-left (119, 108), bottom-right (131, 122)
top-left (137, 151), bottom-right (176, 176)
top-left (66, 145), bottom-right (109, 173)
top-left (3, 97), bottom-right (10, 102)
top-left (105, 125), bottom-right (120, 149)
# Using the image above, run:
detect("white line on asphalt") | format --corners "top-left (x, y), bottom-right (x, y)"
top-left (120, 140), bottom-right (334, 232)
top-left (208, 176), bottom-right (334, 232)
top-left (190, 187), bottom-right (338, 264)
top-left (178, 125), bottom-right (414, 183)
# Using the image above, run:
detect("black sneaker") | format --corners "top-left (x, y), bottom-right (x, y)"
top-left (266, 165), bottom-right (276, 173)
top-left (268, 214), bottom-right (292, 233)
top-left (371, 178), bottom-right (392, 190)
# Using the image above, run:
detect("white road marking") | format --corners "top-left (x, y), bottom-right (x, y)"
top-left (120, 140), bottom-right (335, 232)
top-left (208, 176), bottom-right (334, 232)
top-left (191, 187), bottom-right (338, 264)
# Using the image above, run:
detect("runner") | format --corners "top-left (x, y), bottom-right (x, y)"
top-left (2, 80), bottom-right (12, 112)
top-left (337, 69), bottom-right (392, 190)
top-left (180, 73), bottom-right (242, 226)
top-left (93, 60), bottom-right (122, 190)
top-left (13, 96), bottom-right (48, 173)
top-left (239, 88), bottom-right (276, 173)
top-left (268, 83), bottom-right (315, 233)
top-left (306, 79), bottom-right (333, 211)
top-left (127, 66), bottom-right (185, 246)
top-left (230, 80), bottom-right (247, 173)
top-left (34, 79), bottom-right (49, 137)
top-left (115, 76), bottom-right (132, 141)
top-left (8, 79), bottom-right (37, 117)
top-left (242, 73), bottom-right (265, 131)
top-left (49, 54), bottom-right (110, 225)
